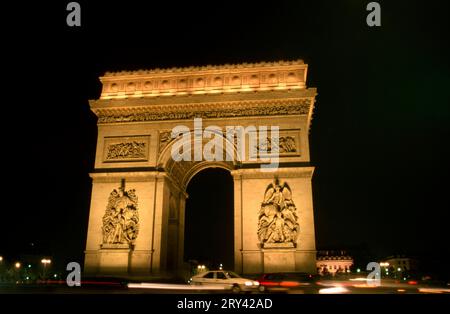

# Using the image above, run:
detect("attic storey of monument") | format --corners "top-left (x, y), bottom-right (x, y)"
top-left (84, 60), bottom-right (318, 276)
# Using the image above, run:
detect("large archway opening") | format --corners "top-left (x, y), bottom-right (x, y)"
top-left (183, 168), bottom-right (234, 270)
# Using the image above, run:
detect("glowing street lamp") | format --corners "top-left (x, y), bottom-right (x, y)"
top-left (0, 256), bottom-right (3, 262)
top-left (15, 262), bottom-right (21, 269)
top-left (196, 264), bottom-right (206, 273)
top-left (41, 259), bottom-right (52, 280)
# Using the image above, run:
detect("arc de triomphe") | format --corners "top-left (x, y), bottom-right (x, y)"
top-left (84, 60), bottom-right (318, 276)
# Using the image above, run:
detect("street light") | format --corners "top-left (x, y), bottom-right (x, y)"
top-left (0, 256), bottom-right (3, 262)
top-left (41, 259), bottom-right (51, 280)
top-left (15, 262), bottom-right (21, 269)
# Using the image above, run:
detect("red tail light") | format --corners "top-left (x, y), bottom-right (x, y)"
top-left (280, 281), bottom-right (300, 287)
top-left (258, 281), bottom-right (279, 286)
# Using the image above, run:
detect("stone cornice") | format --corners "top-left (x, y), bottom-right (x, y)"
top-left (89, 171), bottom-right (163, 183)
top-left (99, 60), bottom-right (308, 99)
top-left (231, 167), bottom-right (315, 179)
top-left (91, 88), bottom-right (316, 109)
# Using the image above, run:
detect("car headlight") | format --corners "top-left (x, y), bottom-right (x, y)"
top-left (244, 281), bottom-right (260, 286)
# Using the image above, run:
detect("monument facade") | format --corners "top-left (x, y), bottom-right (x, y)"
top-left (84, 60), bottom-right (318, 275)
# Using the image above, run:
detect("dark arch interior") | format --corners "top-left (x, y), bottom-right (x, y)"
top-left (184, 168), bottom-right (234, 270)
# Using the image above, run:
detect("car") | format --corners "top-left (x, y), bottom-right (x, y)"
top-left (256, 272), bottom-right (321, 293)
top-left (189, 270), bottom-right (260, 293)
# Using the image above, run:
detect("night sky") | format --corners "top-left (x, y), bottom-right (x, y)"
top-left (1, 1), bottom-right (449, 273)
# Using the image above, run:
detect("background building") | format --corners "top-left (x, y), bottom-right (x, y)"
top-left (381, 255), bottom-right (419, 273)
top-left (316, 250), bottom-right (353, 276)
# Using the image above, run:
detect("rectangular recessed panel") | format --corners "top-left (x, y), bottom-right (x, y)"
top-left (249, 129), bottom-right (301, 159)
top-left (103, 135), bottom-right (150, 163)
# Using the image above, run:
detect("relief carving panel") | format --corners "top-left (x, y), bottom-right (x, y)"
top-left (258, 178), bottom-right (300, 248)
top-left (102, 186), bottom-right (139, 246)
top-left (103, 136), bottom-right (150, 162)
top-left (253, 129), bottom-right (301, 158)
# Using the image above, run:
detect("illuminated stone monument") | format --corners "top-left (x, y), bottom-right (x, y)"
top-left (84, 60), bottom-right (318, 275)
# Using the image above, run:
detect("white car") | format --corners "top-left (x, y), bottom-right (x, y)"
top-left (189, 270), bottom-right (260, 293)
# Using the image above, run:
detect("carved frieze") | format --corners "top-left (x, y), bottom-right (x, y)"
top-left (96, 101), bottom-right (311, 124)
